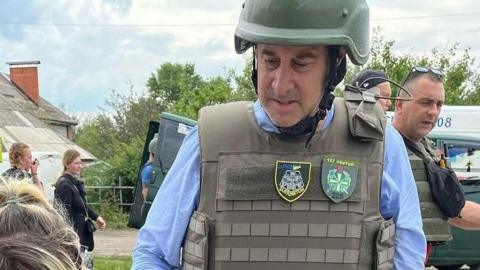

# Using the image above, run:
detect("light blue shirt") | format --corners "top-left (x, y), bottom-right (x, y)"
top-left (132, 100), bottom-right (426, 269)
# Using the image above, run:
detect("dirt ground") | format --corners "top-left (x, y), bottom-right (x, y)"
top-left (94, 229), bottom-right (138, 256)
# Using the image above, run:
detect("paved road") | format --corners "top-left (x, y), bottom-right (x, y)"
top-left (94, 229), bottom-right (138, 256)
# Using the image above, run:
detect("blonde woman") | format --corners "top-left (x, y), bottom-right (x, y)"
top-left (1, 142), bottom-right (43, 189)
top-left (0, 177), bottom-right (82, 269)
top-left (54, 149), bottom-right (106, 254)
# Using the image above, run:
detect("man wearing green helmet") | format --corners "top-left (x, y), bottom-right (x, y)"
top-left (132, 1), bottom-right (426, 269)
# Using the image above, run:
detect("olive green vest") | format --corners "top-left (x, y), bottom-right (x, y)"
top-left (406, 139), bottom-right (452, 243)
top-left (182, 98), bottom-right (394, 270)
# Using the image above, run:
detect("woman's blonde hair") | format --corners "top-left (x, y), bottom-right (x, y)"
top-left (62, 149), bottom-right (81, 174)
top-left (8, 143), bottom-right (30, 168)
top-left (0, 234), bottom-right (81, 270)
top-left (0, 178), bottom-right (82, 269)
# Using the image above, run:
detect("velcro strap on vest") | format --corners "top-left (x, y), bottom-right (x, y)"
top-left (215, 222), bottom-right (362, 238)
top-left (375, 219), bottom-right (395, 268)
top-left (215, 247), bottom-right (359, 263)
top-left (218, 164), bottom-right (366, 202)
top-left (182, 212), bottom-right (211, 270)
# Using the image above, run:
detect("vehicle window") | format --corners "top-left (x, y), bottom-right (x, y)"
top-left (447, 144), bottom-right (479, 172)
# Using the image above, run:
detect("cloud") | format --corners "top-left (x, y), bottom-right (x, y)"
top-left (1, 0), bottom-right (479, 118)
top-left (369, 0), bottom-right (480, 55)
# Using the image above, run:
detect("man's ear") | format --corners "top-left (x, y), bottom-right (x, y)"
top-left (395, 99), bottom-right (404, 115)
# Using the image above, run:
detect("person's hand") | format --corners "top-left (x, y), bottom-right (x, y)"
top-left (96, 216), bottom-right (106, 230)
top-left (31, 158), bottom-right (39, 175)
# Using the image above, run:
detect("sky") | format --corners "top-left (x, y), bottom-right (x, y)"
top-left (0, 0), bottom-right (479, 119)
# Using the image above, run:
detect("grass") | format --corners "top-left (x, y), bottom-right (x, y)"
top-left (94, 256), bottom-right (132, 270)
top-left (94, 203), bottom-right (130, 229)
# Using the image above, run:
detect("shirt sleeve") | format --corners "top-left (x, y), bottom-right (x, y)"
top-left (132, 127), bottom-right (201, 270)
top-left (141, 164), bottom-right (154, 184)
top-left (381, 124), bottom-right (426, 269)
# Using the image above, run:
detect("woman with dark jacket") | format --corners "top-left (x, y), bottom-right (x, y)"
top-left (54, 149), bottom-right (106, 252)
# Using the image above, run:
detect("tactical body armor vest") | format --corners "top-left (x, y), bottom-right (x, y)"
top-left (182, 98), bottom-right (395, 270)
top-left (406, 139), bottom-right (452, 243)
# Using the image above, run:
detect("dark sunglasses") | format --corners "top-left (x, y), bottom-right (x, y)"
top-left (402, 66), bottom-right (445, 85)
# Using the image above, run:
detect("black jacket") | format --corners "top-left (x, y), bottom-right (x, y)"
top-left (55, 173), bottom-right (99, 251)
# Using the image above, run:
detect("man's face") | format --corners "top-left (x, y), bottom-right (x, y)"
top-left (395, 76), bottom-right (445, 142)
top-left (256, 44), bottom-right (328, 128)
top-left (377, 82), bottom-right (392, 112)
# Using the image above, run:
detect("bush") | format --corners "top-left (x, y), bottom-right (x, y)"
top-left (89, 203), bottom-right (129, 229)
top-left (81, 161), bottom-right (134, 229)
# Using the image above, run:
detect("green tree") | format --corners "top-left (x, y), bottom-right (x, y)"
top-left (75, 114), bottom-right (117, 160)
top-left (146, 63), bottom-right (203, 107)
top-left (106, 89), bottom-right (164, 143)
top-left (145, 58), bottom-right (256, 120)
top-left (171, 76), bottom-right (233, 120)
top-left (227, 56), bottom-right (257, 102)
top-left (76, 85), bottom-right (164, 186)
top-left (343, 27), bottom-right (480, 106)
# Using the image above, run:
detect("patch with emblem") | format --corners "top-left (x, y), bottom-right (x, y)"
top-left (275, 161), bottom-right (311, 202)
top-left (321, 157), bottom-right (359, 203)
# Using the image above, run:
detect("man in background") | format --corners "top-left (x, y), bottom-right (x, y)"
top-left (351, 69), bottom-right (392, 111)
top-left (393, 66), bottom-right (480, 261)
top-left (140, 135), bottom-right (157, 200)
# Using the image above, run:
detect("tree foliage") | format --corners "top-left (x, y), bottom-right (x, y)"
top-left (147, 63), bottom-right (203, 107)
top-left (75, 61), bottom-right (255, 187)
top-left (343, 27), bottom-right (480, 106)
top-left (75, 87), bottom-right (164, 186)
top-left (76, 31), bottom-right (480, 190)
top-left (146, 61), bottom-right (255, 120)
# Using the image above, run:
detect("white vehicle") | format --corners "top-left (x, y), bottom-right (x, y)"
top-left (387, 105), bottom-right (480, 180)
top-left (386, 105), bottom-right (480, 135)
top-left (0, 151), bottom-right (63, 202)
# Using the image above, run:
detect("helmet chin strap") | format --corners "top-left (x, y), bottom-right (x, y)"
top-left (250, 46), bottom-right (345, 146)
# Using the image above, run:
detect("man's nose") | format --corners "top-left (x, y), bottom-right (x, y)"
top-left (428, 104), bottom-right (440, 116)
top-left (271, 64), bottom-right (294, 95)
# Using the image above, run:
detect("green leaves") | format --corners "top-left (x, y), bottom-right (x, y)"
top-left (76, 60), bottom-right (255, 187)
top-left (146, 59), bottom-right (255, 120)
top-left (345, 27), bottom-right (480, 106)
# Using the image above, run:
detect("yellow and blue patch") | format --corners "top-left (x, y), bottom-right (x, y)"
top-left (275, 160), bottom-right (311, 202)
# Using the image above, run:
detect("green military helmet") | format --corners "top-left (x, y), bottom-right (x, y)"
top-left (148, 134), bottom-right (158, 154)
top-left (234, 0), bottom-right (369, 65)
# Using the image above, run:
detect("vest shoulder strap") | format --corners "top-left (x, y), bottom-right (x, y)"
top-left (198, 101), bottom-right (255, 162)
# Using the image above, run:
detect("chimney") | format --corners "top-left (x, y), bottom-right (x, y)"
top-left (7, 60), bottom-right (41, 105)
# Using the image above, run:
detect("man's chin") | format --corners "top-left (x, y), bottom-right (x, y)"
top-left (418, 127), bottom-right (433, 139)
top-left (270, 116), bottom-right (300, 129)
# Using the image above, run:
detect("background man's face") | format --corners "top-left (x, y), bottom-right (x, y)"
top-left (377, 82), bottom-right (392, 111)
top-left (397, 76), bottom-right (445, 142)
top-left (256, 44), bottom-right (328, 128)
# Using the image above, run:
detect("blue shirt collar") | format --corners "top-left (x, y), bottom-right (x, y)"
top-left (253, 99), bottom-right (334, 134)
